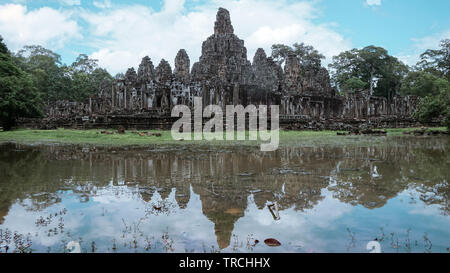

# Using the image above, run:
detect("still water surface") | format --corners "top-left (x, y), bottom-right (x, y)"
top-left (0, 137), bottom-right (449, 253)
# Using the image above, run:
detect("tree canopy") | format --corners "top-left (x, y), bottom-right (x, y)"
top-left (328, 45), bottom-right (408, 97)
top-left (413, 87), bottom-right (450, 128)
top-left (13, 46), bottom-right (112, 102)
top-left (0, 37), bottom-right (43, 130)
top-left (407, 39), bottom-right (450, 128)
top-left (271, 43), bottom-right (325, 71)
top-left (0, 36), bottom-right (8, 55)
top-left (0, 35), bottom-right (114, 130)
top-left (417, 39), bottom-right (450, 80)
top-left (400, 71), bottom-right (449, 97)
top-left (65, 54), bottom-right (113, 101)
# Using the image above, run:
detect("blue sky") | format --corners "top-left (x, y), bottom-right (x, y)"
top-left (0, 0), bottom-right (449, 74)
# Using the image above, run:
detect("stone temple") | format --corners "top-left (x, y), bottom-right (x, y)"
top-left (40, 8), bottom-right (420, 130)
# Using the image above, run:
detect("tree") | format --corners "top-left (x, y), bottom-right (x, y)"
top-left (0, 36), bottom-right (7, 54)
top-left (417, 39), bottom-right (450, 80)
top-left (407, 39), bottom-right (450, 127)
top-left (13, 48), bottom-right (113, 102)
top-left (71, 54), bottom-right (99, 74)
top-left (329, 45), bottom-right (408, 97)
top-left (271, 43), bottom-right (325, 71)
top-left (375, 58), bottom-right (409, 98)
top-left (13, 45), bottom-right (66, 101)
top-left (342, 77), bottom-right (367, 93)
top-left (400, 71), bottom-right (449, 97)
top-left (413, 87), bottom-right (450, 129)
top-left (65, 54), bottom-right (113, 101)
top-left (114, 72), bottom-right (125, 80)
top-left (0, 37), bottom-right (42, 130)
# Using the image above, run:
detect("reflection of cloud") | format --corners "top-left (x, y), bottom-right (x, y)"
top-left (409, 206), bottom-right (443, 217)
top-left (2, 202), bottom-right (73, 248)
top-left (0, 185), bottom-right (219, 252)
top-left (406, 191), bottom-right (450, 219)
top-left (249, 190), bottom-right (352, 229)
top-left (2, 185), bottom-right (450, 253)
top-left (231, 190), bottom-right (353, 252)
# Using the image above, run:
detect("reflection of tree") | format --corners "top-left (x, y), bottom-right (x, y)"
top-left (252, 147), bottom-right (340, 211)
top-left (0, 207), bottom-right (7, 225)
top-left (404, 148), bottom-right (450, 215)
top-left (329, 158), bottom-right (405, 208)
top-left (0, 144), bottom-right (61, 213)
top-left (279, 176), bottom-right (329, 211)
top-left (328, 144), bottom-right (450, 214)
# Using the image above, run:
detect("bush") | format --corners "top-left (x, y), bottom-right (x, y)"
top-left (413, 88), bottom-right (450, 129)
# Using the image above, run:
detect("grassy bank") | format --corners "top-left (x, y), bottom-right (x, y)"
top-left (0, 127), bottom-right (447, 148)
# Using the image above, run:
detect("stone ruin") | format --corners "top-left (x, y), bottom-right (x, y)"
top-left (38, 7), bottom-right (421, 130)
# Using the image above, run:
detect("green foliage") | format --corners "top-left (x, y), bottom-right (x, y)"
top-left (413, 87), bottom-right (450, 128)
top-left (13, 45), bottom-right (67, 102)
top-left (271, 43), bottom-right (325, 71)
top-left (0, 42), bottom-right (43, 130)
top-left (417, 39), bottom-right (450, 80)
top-left (13, 45), bottom-right (112, 102)
top-left (329, 46), bottom-right (408, 98)
top-left (403, 39), bottom-right (450, 126)
top-left (342, 77), bottom-right (367, 93)
top-left (400, 71), bottom-right (450, 97)
top-left (0, 36), bottom-right (8, 54)
top-left (115, 72), bottom-right (125, 80)
top-left (65, 56), bottom-right (113, 101)
top-left (0, 36), bottom-right (113, 130)
top-left (374, 57), bottom-right (409, 98)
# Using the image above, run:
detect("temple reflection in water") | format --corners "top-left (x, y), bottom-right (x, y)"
top-left (0, 139), bottom-right (449, 252)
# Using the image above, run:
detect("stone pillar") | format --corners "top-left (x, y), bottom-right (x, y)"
top-left (111, 84), bottom-right (115, 110)
top-left (202, 84), bottom-right (209, 110)
top-left (89, 95), bottom-right (92, 116)
top-left (233, 83), bottom-right (239, 106)
top-left (124, 87), bottom-right (127, 110)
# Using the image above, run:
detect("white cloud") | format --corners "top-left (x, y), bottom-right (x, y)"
top-left (0, 4), bottom-right (81, 51)
top-left (80, 0), bottom-right (351, 75)
top-left (411, 29), bottom-right (450, 51)
top-left (397, 28), bottom-right (450, 66)
top-left (10, 0), bottom-right (81, 5)
top-left (61, 0), bottom-right (81, 6)
top-left (93, 0), bottom-right (112, 9)
top-left (366, 0), bottom-right (381, 6)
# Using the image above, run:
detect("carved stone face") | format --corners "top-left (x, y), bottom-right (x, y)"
top-left (214, 8), bottom-right (234, 35)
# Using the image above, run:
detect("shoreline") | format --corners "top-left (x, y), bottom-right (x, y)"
top-left (0, 127), bottom-right (448, 149)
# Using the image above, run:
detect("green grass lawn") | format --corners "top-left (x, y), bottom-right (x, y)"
top-left (0, 127), bottom-right (447, 148)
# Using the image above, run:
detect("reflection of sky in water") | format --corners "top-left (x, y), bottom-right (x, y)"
top-left (1, 185), bottom-right (449, 253)
top-left (0, 140), bottom-right (449, 253)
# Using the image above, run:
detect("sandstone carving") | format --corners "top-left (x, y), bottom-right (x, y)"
top-left (174, 49), bottom-right (190, 82)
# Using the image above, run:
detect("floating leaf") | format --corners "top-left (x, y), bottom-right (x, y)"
top-left (264, 238), bottom-right (281, 247)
